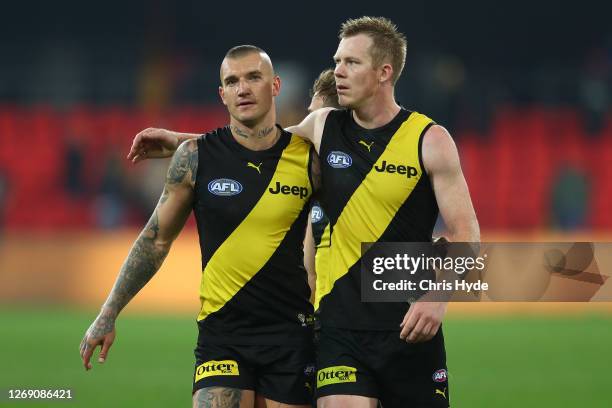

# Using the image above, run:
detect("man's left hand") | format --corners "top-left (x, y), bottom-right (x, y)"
top-left (399, 302), bottom-right (448, 343)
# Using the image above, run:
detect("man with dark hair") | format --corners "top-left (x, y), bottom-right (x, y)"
top-left (127, 16), bottom-right (479, 408)
top-left (81, 45), bottom-right (319, 408)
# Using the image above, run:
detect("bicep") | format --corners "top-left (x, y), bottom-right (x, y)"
top-left (154, 138), bottom-right (198, 245)
top-left (423, 126), bottom-right (479, 241)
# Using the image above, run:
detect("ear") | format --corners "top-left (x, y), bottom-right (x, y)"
top-left (219, 86), bottom-right (227, 106)
top-left (272, 75), bottom-right (281, 97)
top-left (379, 63), bottom-right (394, 84)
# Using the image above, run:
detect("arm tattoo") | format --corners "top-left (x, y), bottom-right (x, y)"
top-left (167, 139), bottom-right (198, 184)
top-left (102, 209), bottom-right (167, 315)
top-left (194, 387), bottom-right (242, 408)
top-left (86, 312), bottom-right (115, 340)
top-left (101, 140), bottom-right (198, 319)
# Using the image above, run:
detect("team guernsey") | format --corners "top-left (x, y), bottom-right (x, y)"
top-left (310, 201), bottom-right (330, 311)
top-left (318, 108), bottom-right (438, 330)
top-left (315, 109), bottom-right (449, 406)
top-left (193, 126), bottom-right (314, 345)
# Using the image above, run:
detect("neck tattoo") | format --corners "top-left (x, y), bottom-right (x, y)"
top-left (231, 125), bottom-right (250, 139)
top-left (256, 126), bottom-right (274, 138)
top-left (231, 125), bottom-right (276, 140)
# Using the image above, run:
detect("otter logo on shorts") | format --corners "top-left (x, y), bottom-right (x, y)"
top-left (194, 360), bottom-right (239, 383)
top-left (317, 366), bottom-right (357, 388)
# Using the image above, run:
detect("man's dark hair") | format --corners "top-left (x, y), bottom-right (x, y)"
top-left (225, 45), bottom-right (267, 59)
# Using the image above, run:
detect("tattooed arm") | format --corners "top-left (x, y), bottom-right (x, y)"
top-left (80, 139), bottom-right (198, 370)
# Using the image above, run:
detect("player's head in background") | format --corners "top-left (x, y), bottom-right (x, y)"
top-left (334, 16), bottom-right (407, 109)
top-left (219, 45), bottom-right (281, 127)
top-left (308, 68), bottom-right (341, 112)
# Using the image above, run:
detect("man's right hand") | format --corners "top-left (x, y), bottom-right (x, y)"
top-left (79, 310), bottom-right (117, 370)
top-left (127, 128), bottom-right (180, 163)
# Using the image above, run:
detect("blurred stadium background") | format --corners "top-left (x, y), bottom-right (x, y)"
top-left (0, 1), bottom-right (611, 406)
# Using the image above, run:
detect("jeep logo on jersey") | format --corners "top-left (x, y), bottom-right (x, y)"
top-left (311, 205), bottom-right (324, 223)
top-left (269, 181), bottom-right (308, 199)
top-left (432, 369), bottom-right (448, 383)
top-left (374, 160), bottom-right (418, 178)
top-left (327, 151), bottom-right (352, 168)
top-left (207, 178), bottom-right (243, 196)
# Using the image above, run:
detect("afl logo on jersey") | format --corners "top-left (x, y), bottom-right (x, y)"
top-left (327, 151), bottom-right (352, 168)
top-left (432, 369), bottom-right (448, 383)
top-left (207, 178), bottom-right (243, 196)
top-left (311, 205), bottom-right (324, 223)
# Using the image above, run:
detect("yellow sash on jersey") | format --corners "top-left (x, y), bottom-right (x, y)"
top-left (198, 135), bottom-right (311, 321)
top-left (318, 112), bottom-right (433, 304)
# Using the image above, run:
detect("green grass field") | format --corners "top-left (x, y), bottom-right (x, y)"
top-left (1, 307), bottom-right (611, 407)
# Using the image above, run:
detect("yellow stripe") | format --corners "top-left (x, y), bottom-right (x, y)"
top-left (198, 135), bottom-right (311, 320)
top-left (316, 222), bottom-right (331, 248)
top-left (314, 223), bottom-right (331, 311)
top-left (319, 112), bottom-right (432, 303)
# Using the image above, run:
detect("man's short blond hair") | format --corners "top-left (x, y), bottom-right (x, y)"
top-left (339, 16), bottom-right (407, 84)
top-left (310, 69), bottom-right (340, 108)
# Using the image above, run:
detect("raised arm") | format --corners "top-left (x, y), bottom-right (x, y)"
top-left (285, 107), bottom-right (333, 153)
top-left (400, 125), bottom-right (479, 343)
top-left (127, 128), bottom-right (200, 163)
top-left (80, 139), bottom-right (198, 370)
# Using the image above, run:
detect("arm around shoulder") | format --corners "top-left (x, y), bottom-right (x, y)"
top-left (128, 127), bottom-right (201, 163)
top-left (285, 107), bottom-right (334, 151)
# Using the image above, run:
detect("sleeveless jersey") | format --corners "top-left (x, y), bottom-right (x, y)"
top-left (318, 108), bottom-right (438, 330)
top-left (310, 201), bottom-right (330, 311)
top-left (193, 126), bottom-right (314, 344)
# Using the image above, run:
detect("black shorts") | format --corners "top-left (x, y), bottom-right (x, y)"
top-left (316, 326), bottom-right (449, 408)
top-left (193, 342), bottom-right (316, 404)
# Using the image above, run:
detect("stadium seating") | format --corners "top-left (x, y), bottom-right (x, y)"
top-left (0, 105), bottom-right (609, 231)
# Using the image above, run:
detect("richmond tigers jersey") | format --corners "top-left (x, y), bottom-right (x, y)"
top-left (193, 126), bottom-right (314, 345)
top-left (310, 201), bottom-right (330, 311)
top-left (318, 108), bottom-right (438, 330)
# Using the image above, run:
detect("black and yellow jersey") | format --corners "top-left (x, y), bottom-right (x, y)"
top-left (193, 126), bottom-right (314, 345)
top-left (318, 108), bottom-right (438, 330)
top-left (310, 201), bottom-right (330, 311)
